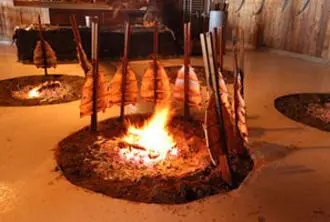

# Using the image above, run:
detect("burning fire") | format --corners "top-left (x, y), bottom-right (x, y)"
top-left (118, 106), bottom-right (178, 165)
top-left (28, 87), bottom-right (40, 98)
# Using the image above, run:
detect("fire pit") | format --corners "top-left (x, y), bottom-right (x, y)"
top-left (57, 108), bottom-right (253, 204)
top-left (0, 75), bottom-right (84, 106)
top-left (275, 93), bottom-right (330, 132)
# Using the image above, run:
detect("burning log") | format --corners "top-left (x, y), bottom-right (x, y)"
top-left (109, 22), bottom-right (138, 120)
top-left (70, 15), bottom-right (92, 75)
top-left (174, 23), bottom-right (202, 114)
top-left (33, 15), bottom-right (57, 76)
top-left (141, 23), bottom-right (171, 105)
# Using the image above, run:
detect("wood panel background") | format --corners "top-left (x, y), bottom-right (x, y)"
top-left (1, 0), bottom-right (330, 60)
top-left (0, 0), bottom-right (49, 40)
top-left (227, 0), bottom-right (330, 60)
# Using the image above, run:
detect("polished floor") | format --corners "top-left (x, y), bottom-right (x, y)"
top-left (0, 42), bottom-right (330, 222)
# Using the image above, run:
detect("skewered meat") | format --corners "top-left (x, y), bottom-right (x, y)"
top-left (109, 65), bottom-right (138, 105)
top-left (173, 66), bottom-right (202, 107)
top-left (80, 69), bottom-right (112, 117)
top-left (218, 72), bottom-right (234, 121)
top-left (33, 40), bottom-right (57, 69)
top-left (235, 74), bottom-right (248, 143)
top-left (141, 61), bottom-right (171, 104)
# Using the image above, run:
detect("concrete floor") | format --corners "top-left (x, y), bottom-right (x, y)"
top-left (0, 41), bottom-right (330, 222)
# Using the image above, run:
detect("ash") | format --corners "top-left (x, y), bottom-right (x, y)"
top-left (12, 80), bottom-right (73, 102)
top-left (87, 129), bottom-right (210, 182)
top-left (307, 103), bottom-right (330, 124)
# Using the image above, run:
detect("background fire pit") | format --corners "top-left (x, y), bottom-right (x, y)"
top-left (0, 75), bottom-right (84, 106)
top-left (275, 93), bottom-right (330, 132)
top-left (57, 114), bottom-right (253, 204)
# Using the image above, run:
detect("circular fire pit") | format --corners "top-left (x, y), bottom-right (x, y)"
top-left (0, 75), bottom-right (84, 106)
top-left (275, 93), bottom-right (330, 132)
top-left (164, 66), bottom-right (234, 86)
top-left (57, 114), bottom-right (253, 204)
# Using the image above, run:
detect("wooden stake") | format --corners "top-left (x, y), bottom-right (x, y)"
top-left (90, 17), bottom-right (99, 132)
top-left (183, 22), bottom-right (190, 119)
top-left (37, 15), bottom-right (48, 76)
top-left (153, 22), bottom-right (159, 105)
top-left (202, 32), bottom-right (232, 185)
top-left (212, 27), bottom-right (219, 71)
top-left (238, 28), bottom-right (245, 97)
top-left (120, 22), bottom-right (131, 121)
top-left (219, 26), bottom-right (224, 72)
top-left (200, 33), bottom-right (212, 91)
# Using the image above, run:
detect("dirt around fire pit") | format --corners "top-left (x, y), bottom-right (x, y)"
top-left (275, 93), bottom-right (330, 132)
top-left (0, 75), bottom-right (84, 106)
top-left (57, 114), bottom-right (253, 204)
top-left (165, 66), bottom-right (234, 86)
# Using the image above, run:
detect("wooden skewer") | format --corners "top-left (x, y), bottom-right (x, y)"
top-left (70, 15), bottom-right (90, 75)
top-left (90, 16), bottom-right (99, 132)
top-left (219, 26), bottom-right (224, 72)
top-left (238, 28), bottom-right (245, 97)
top-left (153, 22), bottom-right (159, 105)
top-left (120, 22), bottom-right (131, 121)
top-left (37, 15), bottom-right (48, 76)
top-left (201, 32), bottom-right (232, 185)
top-left (183, 22), bottom-right (191, 119)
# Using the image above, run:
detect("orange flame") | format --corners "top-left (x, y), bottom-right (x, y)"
top-left (119, 106), bottom-right (178, 165)
top-left (28, 87), bottom-right (40, 98)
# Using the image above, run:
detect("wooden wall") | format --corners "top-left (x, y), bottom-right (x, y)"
top-left (227, 0), bottom-right (330, 60)
top-left (1, 0), bottom-right (330, 60)
top-left (0, 0), bottom-right (49, 40)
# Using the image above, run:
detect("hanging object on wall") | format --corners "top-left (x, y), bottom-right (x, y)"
top-left (234, 0), bottom-right (246, 13)
top-left (281, 0), bottom-right (290, 12)
top-left (296, 0), bottom-right (310, 16)
top-left (253, 0), bottom-right (266, 15)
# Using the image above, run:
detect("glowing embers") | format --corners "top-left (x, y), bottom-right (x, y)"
top-left (116, 106), bottom-right (178, 166)
top-left (12, 80), bottom-right (69, 102)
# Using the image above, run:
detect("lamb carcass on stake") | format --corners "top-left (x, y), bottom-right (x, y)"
top-left (141, 23), bottom-right (171, 105)
top-left (33, 40), bottom-right (57, 69)
top-left (141, 61), bottom-right (171, 104)
top-left (109, 64), bottom-right (138, 106)
top-left (33, 15), bottom-right (57, 74)
top-left (173, 66), bottom-right (202, 107)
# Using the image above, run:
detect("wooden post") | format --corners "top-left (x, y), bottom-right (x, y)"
top-left (90, 16), bottom-right (99, 132)
top-left (153, 22), bottom-right (159, 105)
top-left (202, 32), bottom-right (232, 185)
top-left (238, 28), bottom-right (245, 97)
top-left (212, 27), bottom-right (219, 71)
top-left (219, 26), bottom-right (224, 72)
top-left (120, 22), bottom-right (131, 121)
top-left (37, 15), bottom-right (48, 76)
top-left (183, 22), bottom-right (191, 119)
